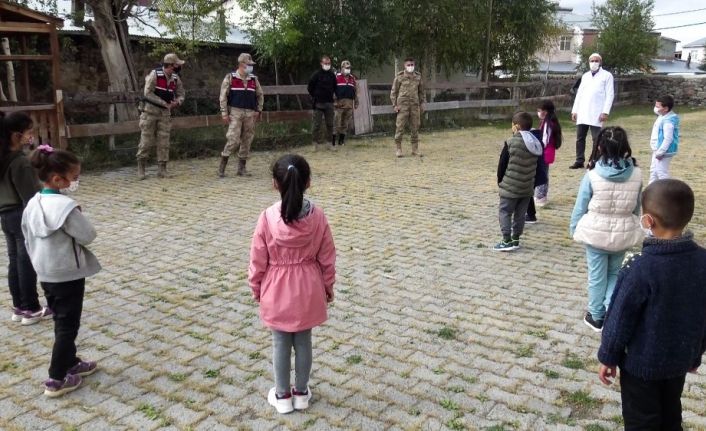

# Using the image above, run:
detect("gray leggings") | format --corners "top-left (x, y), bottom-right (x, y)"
top-left (272, 329), bottom-right (312, 396)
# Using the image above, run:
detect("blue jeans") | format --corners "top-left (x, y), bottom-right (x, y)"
top-left (585, 246), bottom-right (625, 320)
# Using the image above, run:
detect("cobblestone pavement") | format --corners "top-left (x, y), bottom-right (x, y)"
top-left (2, 110), bottom-right (706, 431)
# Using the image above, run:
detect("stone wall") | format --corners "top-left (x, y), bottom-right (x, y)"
top-left (639, 75), bottom-right (706, 107)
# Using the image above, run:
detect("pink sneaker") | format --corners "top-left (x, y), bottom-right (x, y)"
top-left (21, 307), bottom-right (53, 325)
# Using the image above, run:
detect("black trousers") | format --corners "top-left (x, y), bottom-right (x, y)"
top-left (575, 124), bottom-right (601, 164)
top-left (620, 368), bottom-right (686, 431)
top-left (1, 208), bottom-right (39, 311)
top-left (41, 279), bottom-right (85, 380)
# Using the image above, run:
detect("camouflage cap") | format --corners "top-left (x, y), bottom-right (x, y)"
top-left (238, 53), bottom-right (256, 65)
top-left (163, 53), bottom-right (185, 65)
top-left (341, 60), bottom-right (351, 69)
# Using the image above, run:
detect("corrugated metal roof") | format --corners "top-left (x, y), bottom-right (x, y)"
top-left (683, 37), bottom-right (706, 48)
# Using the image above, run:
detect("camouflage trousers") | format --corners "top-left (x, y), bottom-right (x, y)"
top-left (312, 102), bottom-right (334, 144)
top-left (136, 110), bottom-right (172, 162)
top-left (222, 107), bottom-right (257, 159)
top-left (394, 104), bottom-right (421, 150)
top-left (335, 107), bottom-right (354, 135)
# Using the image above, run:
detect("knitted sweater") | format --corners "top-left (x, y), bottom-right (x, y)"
top-left (598, 233), bottom-right (706, 380)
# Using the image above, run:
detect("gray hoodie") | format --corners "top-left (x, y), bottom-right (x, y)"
top-left (21, 192), bottom-right (101, 283)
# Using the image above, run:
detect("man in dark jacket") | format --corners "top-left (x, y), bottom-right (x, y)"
top-left (307, 55), bottom-right (337, 151)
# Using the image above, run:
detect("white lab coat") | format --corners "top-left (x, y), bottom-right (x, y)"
top-left (571, 68), bottom-right (614, 127)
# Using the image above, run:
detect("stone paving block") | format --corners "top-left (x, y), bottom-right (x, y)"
top-left (2, 115), bottom-right (706, 428)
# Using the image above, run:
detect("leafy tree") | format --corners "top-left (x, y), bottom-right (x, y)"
top-left (579, 0), bottom-right (659, 75)
top-left (153, 0), bottom-right (228, 56)
top-left (490, 0), bottom-right (564, 80)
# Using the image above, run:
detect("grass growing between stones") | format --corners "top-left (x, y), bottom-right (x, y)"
top-left (559, 390), bottom-right (603, 419)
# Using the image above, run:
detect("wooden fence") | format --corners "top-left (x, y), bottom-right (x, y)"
top-left (62, 77), bottom-right (644, 140)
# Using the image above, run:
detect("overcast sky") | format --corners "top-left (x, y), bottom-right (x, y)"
top-left (560, 0), bottom-right (706, 48)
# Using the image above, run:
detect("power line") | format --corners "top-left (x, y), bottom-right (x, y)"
top-left (654, 7), bottom-right (706, 17)
top-left (655, 21), bottom-right (706, 30)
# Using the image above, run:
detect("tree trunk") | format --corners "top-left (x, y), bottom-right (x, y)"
top-left (0, 79), bottom-right (7, 102)
top-left (84, 0), bottom-right (139, 121)
top-left (274, 57), bottom-right (281, 111)
top-left (1, 38), bottom-right (17, 102)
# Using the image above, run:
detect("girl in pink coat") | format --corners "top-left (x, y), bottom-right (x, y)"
top-left (248, 154), bottom-right (336, 414)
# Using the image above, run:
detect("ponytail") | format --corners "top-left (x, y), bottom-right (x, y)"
top-left (272, 154), bottom-right (311, 225)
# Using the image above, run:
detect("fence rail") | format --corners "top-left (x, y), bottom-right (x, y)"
top-left (61, 77), bottom-right (645, 139)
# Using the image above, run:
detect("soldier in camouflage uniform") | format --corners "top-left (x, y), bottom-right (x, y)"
top-left (136, 53), bottom-right (186, 179)
top-left (390, 57), bottom-right (425, 157)
top-left (334, 60), bottom-right (358, 146)
top-left (218, 53), bottom-right (264, 177)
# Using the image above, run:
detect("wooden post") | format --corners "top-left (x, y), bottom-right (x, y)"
top-left (353, 79), bottom-right (372, 135)
top-left (20, 35), bottom-right (30, 102)
top-left (108, 104), bottom-right (116, 150)
top-left (49, 26), bottom-right (66, 148)
top-left (1, 37), bottom-right (17, 101)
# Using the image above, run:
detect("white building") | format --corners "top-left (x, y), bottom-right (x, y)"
top-left (682, 38), bottom-right (706, 65)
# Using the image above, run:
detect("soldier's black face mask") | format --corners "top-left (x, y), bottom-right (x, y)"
top-left (174, 66), bottom-right (182, 74)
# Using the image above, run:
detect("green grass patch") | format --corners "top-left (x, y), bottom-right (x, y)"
top-left (437, 326), bottom-right (458, 340)
top-left (346, 354), bottom-right (363, 365)
top-left (203, 369), bottom-right (220, 378)
top-left (514, 344), bottom-right (534, 358)
top-left (440, 398), bottom-right (461, 411)
top-left (560, 390), bottom-right (602, 418)
top-left (168, 373), bottom-right (187, 382)
top-left (543, 369), bottom-right (560, 379)
top-left (561, 353), bottom-right (585, 370)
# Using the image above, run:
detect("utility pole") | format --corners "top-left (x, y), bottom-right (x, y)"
top-left (483, 0), bottom-right (493, 83)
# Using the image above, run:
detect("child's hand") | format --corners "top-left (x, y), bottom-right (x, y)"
top-left (598, 364), bottom-right (617, 385)
top-left (326, 292), bottom-right (334, 303)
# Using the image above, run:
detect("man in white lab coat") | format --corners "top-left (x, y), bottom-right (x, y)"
top-left (569, 53), bottom-right (614, 169)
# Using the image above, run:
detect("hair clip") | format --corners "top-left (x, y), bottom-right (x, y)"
top-left (287, 164), bottom-right (295, 170)
top-left (37, 144), bottom-right (54, 154)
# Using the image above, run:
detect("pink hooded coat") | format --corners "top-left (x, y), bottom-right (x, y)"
top-left (248, 201), bottom-right (336, 332)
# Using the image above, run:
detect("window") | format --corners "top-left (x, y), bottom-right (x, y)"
top-left (560, 36), bottom-right (572, 51)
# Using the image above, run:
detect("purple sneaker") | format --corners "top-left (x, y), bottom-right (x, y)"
top-left (44, 374), bottom-right (82, 397)
top-left (67, 360), bottom-right (97, 377)
top-left (11, 308), bottom-right (25, 322)
top-left (21, 307), bottom-right (53, 326)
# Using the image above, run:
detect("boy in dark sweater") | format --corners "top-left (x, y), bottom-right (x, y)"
top-left (597, 179), bottom-right (706, 429)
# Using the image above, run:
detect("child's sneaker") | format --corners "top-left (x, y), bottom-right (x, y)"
top-left (525, 214), bottom-right (538, 224)
top-left (492, 239), bottom-right (516, 252)
top-left (535, 197), bottom-right (548, 207)
top-left (583, 312), bottom-right (603, 333)
top-left (11, 308), bottom-right (25, 322)
top-left (44, 374), bottom-right (82, 397)
top-left (21, 307), bottom-right (53, 325)
top-left (67, 360), bottom-right (97, 377)
top-left (292, 386), bottom-right (312, 410)
top-left (267, 387), bottom-right (294, 414)
top-left (511, 236), bottom-right (521, 249)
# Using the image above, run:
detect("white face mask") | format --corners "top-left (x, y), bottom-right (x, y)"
top-left (322, 64), bottom-right (331, 71)
top-left (589, 61), bottom-right (600, 72)
top-left (343, 68), bottom-right (351, 75)
top-left (640, 214), bottom-right (654, 238)
top-left (245, 65), bottom-right (253, 74)
top-left (537, 111), bottom-right (546, 120)
top-left (61, 180), bottom-right (79, 194)
top-left (405, 65), bottom-right (415, 73)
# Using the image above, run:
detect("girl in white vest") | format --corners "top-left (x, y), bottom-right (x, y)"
top-left (569, 127), bottom-right (643, 332)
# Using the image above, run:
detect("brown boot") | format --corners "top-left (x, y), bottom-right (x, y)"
top-left (395, 142), bottom-right (403, 158)
top-left (236, 159), bottom-right (252, 176)
top-left (137, 159), bottom-right (146, 180)
top-left (157, 162), bottom-right (168, 178)
top-left (218, 156), bottom-right (229, 178)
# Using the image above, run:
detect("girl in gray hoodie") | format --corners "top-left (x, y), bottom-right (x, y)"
top-left (22, 146), bottom-right (101, 397)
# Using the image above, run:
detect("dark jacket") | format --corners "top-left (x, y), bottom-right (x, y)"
top-left (307, 69), bottom-right (336, 104)
top-left (598, 233), bottom-right (706, 380)
top-left (497, 130), bottom-right (543, 198)
top-left (0, 151), bottom-right (41, 213)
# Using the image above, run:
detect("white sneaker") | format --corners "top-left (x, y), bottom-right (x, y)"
top-left (21, 307), bottom-right (53, 325)
top-left (293, 386), bottom-right (312, 410)
top-left (267, 387), bottom-right (293, 414)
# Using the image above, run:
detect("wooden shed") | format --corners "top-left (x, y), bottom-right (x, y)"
top-left (0, 1), bottom-right (65, 148)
